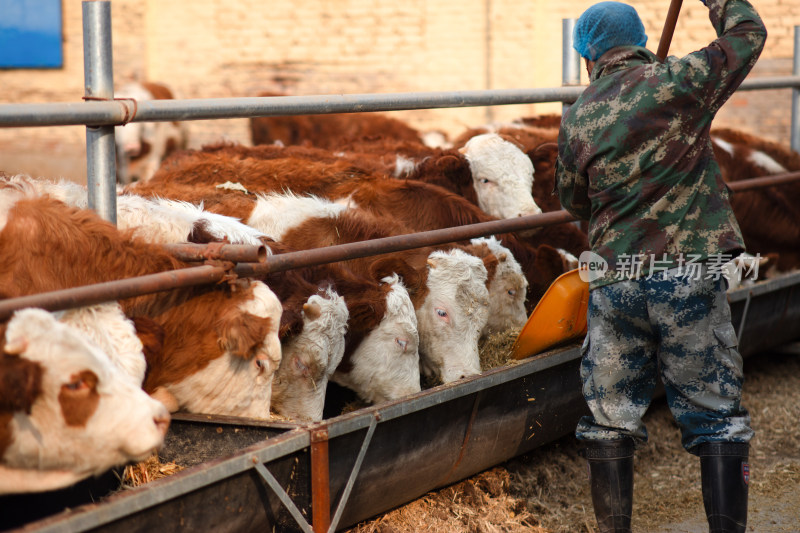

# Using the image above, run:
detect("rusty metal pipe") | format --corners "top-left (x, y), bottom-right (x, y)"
top-left (0, 265), bottom-right (227, 321)
top-left (234, 210), bottom-right (576, 278)
top-left (657, 0), bottom-right (683, 61)
top-left (161, 243), bottom-right (267, 263)
top-left (310, 428), bottom-right (331, 533)
top-left (725, 170), bottom-right (800, 191)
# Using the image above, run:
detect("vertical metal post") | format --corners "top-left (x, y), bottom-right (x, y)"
top-left (792, 26), bottom-right (800, 154)
top-left (562, 18), bottom-right (581, 115)
top-left (484, 0), bottom-right (493, 124)
top-left (562, 17), bottom-right (581, 228)
top-left (82, 1), bottom-right (117, 224)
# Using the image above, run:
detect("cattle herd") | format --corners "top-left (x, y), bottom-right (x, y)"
top-left (1, 81), bottom-right (798, 497)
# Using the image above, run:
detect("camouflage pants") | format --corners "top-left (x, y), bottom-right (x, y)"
top-left (576, 265), bottom-right (753, 453)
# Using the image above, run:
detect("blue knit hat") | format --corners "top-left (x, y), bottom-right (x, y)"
top-left (573, 2), bottom-right (648, 61)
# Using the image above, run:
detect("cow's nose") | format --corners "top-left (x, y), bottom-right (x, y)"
top-left (154, 413), bottom-right (171, 436)
top-left (123, 143), bottom-right (141, 157)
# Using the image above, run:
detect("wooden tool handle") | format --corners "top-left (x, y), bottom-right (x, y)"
top-left (656, 0), bottom-right (684, 60)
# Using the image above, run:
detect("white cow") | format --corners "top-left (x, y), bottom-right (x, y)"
top-left (416, 249), bottom-right (490, 383)
top-left (0, 309), bottom-right (170, 494)
top-left (331, 274), bottom-right (422, 404)
top-left (271, 288), bottom-right (349, 421)
top-left (459, 133), bottom-right (542, 220)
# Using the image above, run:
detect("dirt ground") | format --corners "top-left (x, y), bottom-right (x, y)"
top-left (345, 347), bottom-right (800, 533)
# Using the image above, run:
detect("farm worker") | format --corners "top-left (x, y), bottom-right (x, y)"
top-left (555, 1), bottom-right (767, 532)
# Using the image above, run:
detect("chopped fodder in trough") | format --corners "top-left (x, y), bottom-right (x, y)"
top-left (479, 327), bottom-right (521, 371)
top-left (121, 454), bottom-right (184, 489)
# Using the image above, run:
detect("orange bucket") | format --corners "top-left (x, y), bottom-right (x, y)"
top-left (511, 268), bottom-right (590, 360)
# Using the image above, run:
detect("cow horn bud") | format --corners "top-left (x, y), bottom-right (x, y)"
top-left (303, 301), bottom-right (322, 320)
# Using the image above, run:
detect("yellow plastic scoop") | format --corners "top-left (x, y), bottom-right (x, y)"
top-left (511, 268), bottom-right (589, 360)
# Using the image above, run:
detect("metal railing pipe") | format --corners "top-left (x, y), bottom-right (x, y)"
top-left (792, 26), bottom-right (800, 153)
top-left (82, 0), bottom-right (117, 224)
top-left (725, 170), bottom-right (800, 191)
top-left (161, 243), bottom-right (268, 264)
top-left (233, 211), bottom-right (577, 279)
top-left (2, 77), bottom-right (800, 129)
top-left (0, 88), bottom-right (586, 127)
top-left (0, 265), bottom-right (228, 321)
top-left (562, 18), bottom-right (581, 116)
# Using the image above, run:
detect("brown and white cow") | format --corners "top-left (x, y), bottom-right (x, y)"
top-left (262, 240), bottom-right (422, 405)
top-left (142, 155), bottom-right (573, 309)
top-left (467, 236), bottom-right (529, 335)
top-left (710, 128), bottom-right (800, 273)
top-left (0, 196), bottom-right (283, 419)
top-left (0, 308), bottom-right (170, 494)
top-left (254, 197), bottom-right (490, 382)
top-left (331, 133), bottom-right (543, 221)
top-left (115, 81), bottom-right (189, 185)
top-left (131, 185), bottom-right (493, 382)
top-left (2, 174), bottom-right (265, 246)
top-left (270, 288), bottom-right (348, 421)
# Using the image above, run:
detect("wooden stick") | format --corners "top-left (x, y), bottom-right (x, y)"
top-left (657, 0), bottom-right (684, 60)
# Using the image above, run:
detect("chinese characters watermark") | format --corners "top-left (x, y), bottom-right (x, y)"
top-left (578, 252), bottom-right (762, 284)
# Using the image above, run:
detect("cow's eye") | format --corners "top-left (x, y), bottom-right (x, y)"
top-left (395, 338), bottom-right (408, 351)
top-left (436, 308), bottom-right (448, 318)
top-left (480, 178), bottom-right (490, 184)
top-left (63, 379), bottom-right (88, 392)
top-left (508, 289), bottom-right (516, 297)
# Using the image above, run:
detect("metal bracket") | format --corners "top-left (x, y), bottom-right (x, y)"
top-left (737, 291), bottom-right (753, 345)
top-left (327, 413), bottom-right (380, 533)
top-left (253, 460), bottom-right (315, 533)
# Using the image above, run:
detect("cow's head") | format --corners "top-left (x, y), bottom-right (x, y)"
top-left (271, 288), bottom-right (349, 421)
top-left (471, 237), bottom-right (529, 336)
top-left (417, 249), bottom-right (490, 383)
top-left (332, 274), bottom-right (421, 405)
top-left (460, 133), bottom-right (542, 220)
top-left (0, 309), bottom-right (169, 495)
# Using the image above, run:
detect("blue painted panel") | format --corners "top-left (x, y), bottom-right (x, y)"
top-left (0, 0), bottom-right (63, 68)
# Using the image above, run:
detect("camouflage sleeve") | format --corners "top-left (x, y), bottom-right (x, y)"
top-left (555, 136), bottom-right (591, 221)
top-left (680, 0), bottom-right (767, 113)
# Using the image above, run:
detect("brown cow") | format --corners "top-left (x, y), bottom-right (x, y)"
top-left (250, 92), bottom-right (424, 148)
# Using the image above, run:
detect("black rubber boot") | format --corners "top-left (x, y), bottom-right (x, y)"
top-left (698, 442), bottom-right (750, 533)
top-left (584, 438), bottom-right (635, 533)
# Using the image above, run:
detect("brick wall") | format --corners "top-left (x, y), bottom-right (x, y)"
top-left (1, 0), bottom-right (797, 181)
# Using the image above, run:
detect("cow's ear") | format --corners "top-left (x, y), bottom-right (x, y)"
top-left (534, 244), bottom-right (569, 282)
top-left (370, 256), bottom-right (422, 292)
top-left (433, 154), bottom-right (470, 184)
top-left (480, 252), bottom-right (499, 282)
top-left (279, 307), bottom-right (304, 341)
top-left (131, 316), bottom-right (165, 366)
top-left (217, 310), bottom-right (274, 360)
top-left (0, 353), bottom-right (42, 414)
top-left (527, 142), bottom-right (558, 169)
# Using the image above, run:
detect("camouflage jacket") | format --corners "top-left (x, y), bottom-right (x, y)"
top-left (556, 0), bottom-right (767, 289)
